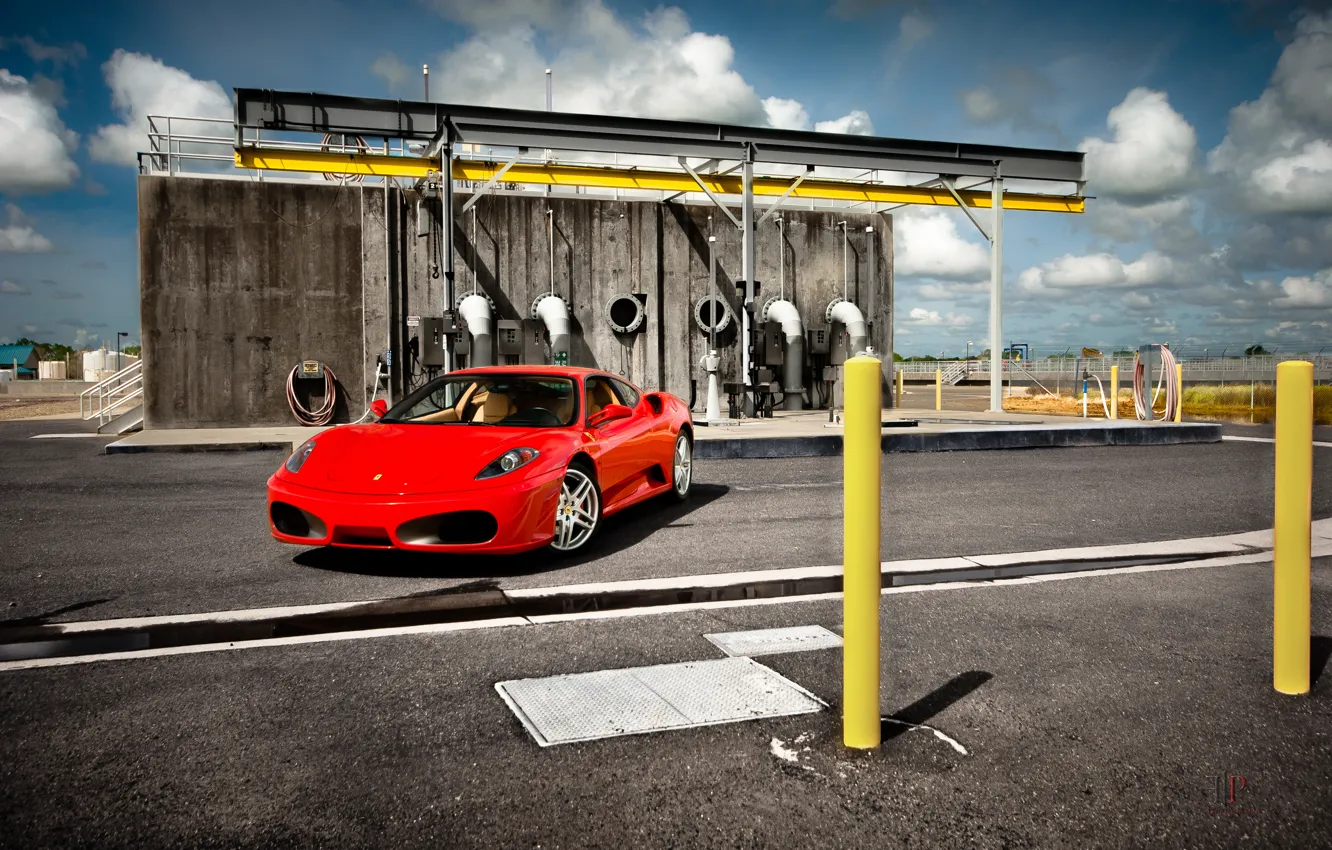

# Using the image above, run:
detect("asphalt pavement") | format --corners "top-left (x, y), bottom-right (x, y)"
top-left (1, 555), bottom-right (1328, 849)
top-left (2, 417), bottom-right (1331, 624)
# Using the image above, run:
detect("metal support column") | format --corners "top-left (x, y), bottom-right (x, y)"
top-left (441, 130), bottom-right (456, 373)
top-left (741, 153), bottom-right (755, 416)
top-left (989, 175), bottom-right (1004, 412)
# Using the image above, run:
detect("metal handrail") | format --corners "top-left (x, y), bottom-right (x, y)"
top-left (80, 360), bottom-right (143, 425)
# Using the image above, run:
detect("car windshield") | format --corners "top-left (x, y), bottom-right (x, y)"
top-left (383, 374), bottom-right (578, 427)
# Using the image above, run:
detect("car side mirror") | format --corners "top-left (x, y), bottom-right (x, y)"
top-left (371, 399), bottom-right (388, 419)
top-left (588, 404), bottom-right (632, 428)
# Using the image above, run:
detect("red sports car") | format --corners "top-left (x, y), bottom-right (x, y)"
top-left (267, 366), bottom-right (694, 555)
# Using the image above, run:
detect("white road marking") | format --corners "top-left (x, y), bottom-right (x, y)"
top-left (1223, 435), bottom-right (1332, 448)
top-left (29, 433), bottom-right (106, 439)
top-left (882, 718), bottom-right (969, 755)
top-left (0, 617), bottom-right (529, 672)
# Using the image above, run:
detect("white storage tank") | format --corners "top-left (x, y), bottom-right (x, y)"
top-left (38, 361), bottom-right (67, 380)
top-left (0, 369), bottom-right (12, 382)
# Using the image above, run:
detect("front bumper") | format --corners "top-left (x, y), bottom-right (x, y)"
top-left (266, 469), bottom-right (564, 554)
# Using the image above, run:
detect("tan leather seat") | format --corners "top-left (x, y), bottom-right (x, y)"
top-left (586, 381), bottom-right (619, 418)
top-left (473, 392), bottom-right (514, 423)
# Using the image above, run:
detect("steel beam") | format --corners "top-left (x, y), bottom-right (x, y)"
top-left (758, 168), bottom-right (813, 226)
top-left (679, 157), bottom-right (741, 228)
top-left (234, 88), bottom-right (1085, 184)
top-left (233, 149), bottom-right (1086, 214)
top-left (459, 150), bottom-right (522, 214)
top-left (742, 156), bottom-right (755, 416)
top-left (941, 177), bottom-right (991, 240)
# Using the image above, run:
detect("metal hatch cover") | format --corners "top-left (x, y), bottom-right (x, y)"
top-left (495, 656), bottom-right (826, 747)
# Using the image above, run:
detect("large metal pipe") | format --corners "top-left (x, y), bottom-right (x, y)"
top-left (458, 294), bottom-right (493, 367)
top-left (828, 298), bottom-right (869, 358)
top-left (765, 298), bottom-right (805, 411)
top-left (533, 293), bottom-right (571, 365)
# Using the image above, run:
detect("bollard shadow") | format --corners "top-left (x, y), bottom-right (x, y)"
top-left (882, 670), bottom-right (994, 741)
top-left (1313, 636), bottom-right (1332, 689)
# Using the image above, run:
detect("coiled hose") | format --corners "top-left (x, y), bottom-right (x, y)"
top-left (1133, 344), bottom-right (1180, 421)
top-left (287, 364), bottom-right (338, 426)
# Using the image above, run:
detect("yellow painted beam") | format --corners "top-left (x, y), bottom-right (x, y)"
top-left (236, 148), bottom-right (1085, 213)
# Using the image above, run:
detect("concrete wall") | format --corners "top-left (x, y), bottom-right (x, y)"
top-left (416, 191), bottom-right (893, 408)
top-left (139, 175), bottom-right (892, 429)
top-left (139, 176), bottom-right (367, 428)
top-left (0, 381), bottom-right (96, 396)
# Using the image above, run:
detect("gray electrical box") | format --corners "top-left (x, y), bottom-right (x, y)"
top-left (496, 320), bottom-right (522, 356)
top-left (454, 327), bottom-right (470, 358)
top-left (806, 325), bottom-right (829, 355)
top-left (522, 319), bottom-right (547, 364)
top-left (762, 323), bottom-right (783, 366)
top-left (829, 326), bottom-right (849, 365)
top-left (420, 317), bottom-right (445, 367)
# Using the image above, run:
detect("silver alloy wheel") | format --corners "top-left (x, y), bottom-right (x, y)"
top-left (552, 466), bottom-right (599, 552)
top-left (673, 433), bottom-right (692, 497)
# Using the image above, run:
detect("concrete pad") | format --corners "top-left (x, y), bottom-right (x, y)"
top-left (106, 425), bottom-right (331, 454)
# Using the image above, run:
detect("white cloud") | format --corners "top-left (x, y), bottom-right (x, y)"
top-left (762, 97), bottom-right (809, 131)
top-left (1, 280), bottom-right (31, 295)
top-left (1016, 250), bottom-right (1206, 295)
top-left (814, 110), bottom-right (874, 135)
top-left (0, 70), bottom-right (80, 194)
top-left (371, 53), bottom-right (412, 92)
top-left (72, 328), bottom-right (99, 348)
top-left (905, 307), bottom-right (973, 327)
top-left (1121, 291), bottom-right (1155, 310)
top-left (1207, 11), bottom-right (1332, 213)
top-left (960, 87), bottom-right (1002, 124)
top-left (425, 0), bottom-right (871, 135)
top-left (1079, 88), bottom-right (1197, 200)
top-left (88, 50), bottom-right (231, 166)
top-left (893, 208), bottom-right (990, 280)
top-left (0, 203), bottom-right (52, 252)
top-left (1272, 268), bottom-right (1332, 308)
top-left (916, 280), bottom-right (988, 301)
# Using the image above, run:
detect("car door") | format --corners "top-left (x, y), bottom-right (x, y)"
top-left (608, 377), bottom-right (668, 479)
top-left (584, 375), bottom-right (651, 500)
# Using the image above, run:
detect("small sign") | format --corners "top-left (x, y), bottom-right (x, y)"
top-left (406, 315), bottom-right (420, 327)
top-left (554, 351), bottom-right (569, 366)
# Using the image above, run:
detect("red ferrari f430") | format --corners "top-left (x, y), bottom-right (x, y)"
top-left (267, 366), bottom-right (694, 555)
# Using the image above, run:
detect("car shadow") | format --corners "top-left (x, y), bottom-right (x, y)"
top-left (0, 598), bottom-right (115, 629)
top-left (293, 483), bottom-right (730, 580)
top-left (1313, 635), bottom-right (1332, 689)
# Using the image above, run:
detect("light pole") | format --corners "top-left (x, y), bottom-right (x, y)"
top-left (966, 340), bottom-right (972, 360)
top-left (116, 332), bottom-right (128, 371)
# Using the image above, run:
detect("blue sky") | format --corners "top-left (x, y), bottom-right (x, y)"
top-left (2, 0), bottom-right (1331, 355)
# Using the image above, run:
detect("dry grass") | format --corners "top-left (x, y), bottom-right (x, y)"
top-left (0, 398), bottom-right (82, 420)
top-left (1002, 383), bottom-right (1332, 425)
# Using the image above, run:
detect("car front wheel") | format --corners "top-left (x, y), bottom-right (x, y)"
top-left (550, 464), bottom-right (601, 553)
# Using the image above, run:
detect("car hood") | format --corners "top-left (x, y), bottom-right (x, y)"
top-left (293, 422), bottom-right (571, 495)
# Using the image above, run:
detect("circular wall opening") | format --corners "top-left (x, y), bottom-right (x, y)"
top-left (694, 295), bottom-right (732, 333)
top-left (605, 294), bottom-right (645, 333)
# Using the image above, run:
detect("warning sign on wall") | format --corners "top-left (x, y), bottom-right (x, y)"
top-left (554, 351), bottom-right (569, 366)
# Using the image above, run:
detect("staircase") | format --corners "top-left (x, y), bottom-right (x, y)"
top-left (941, 361), bottom-right (969, 385)
top-left (80, 360), bottom-right (144, 434)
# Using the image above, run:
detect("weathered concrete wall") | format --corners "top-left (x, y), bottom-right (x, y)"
top-left (139, 176), bottom-right (892, 428)
top-left (138, 176), bottom-right (370, 428)
top-left (418, 192), bottom-right (893, 408)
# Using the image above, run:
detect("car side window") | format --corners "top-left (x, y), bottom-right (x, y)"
top-left (585, 377), bottom-right (621, 418)
top-left (610, 378), bottom-right (640, 409)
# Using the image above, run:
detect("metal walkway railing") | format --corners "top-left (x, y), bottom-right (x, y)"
top-left (80, 360), bottom-right (143, 428)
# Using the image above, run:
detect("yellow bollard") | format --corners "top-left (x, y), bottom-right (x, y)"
top-left (895, 368), bottom-right (904, 408)
top-left (1110, 365), bottom-right (1119, 420)
top-left (843, 355), bottom-right (882, 748)
top-left (1274, 360), bottom-right (1313, 695)
top-left (1174, 363), bottom-right (1183, 422)
top-left (935, 368), bottom-right (942, 411)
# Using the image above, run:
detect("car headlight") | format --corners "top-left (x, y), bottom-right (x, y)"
top-left (476, 447), bottom-right (540, 480)
top-left (285, 439), bottom-right (316, 473)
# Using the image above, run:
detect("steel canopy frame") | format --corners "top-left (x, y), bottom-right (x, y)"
top-left (233, 87), bottom-right (1087, 411)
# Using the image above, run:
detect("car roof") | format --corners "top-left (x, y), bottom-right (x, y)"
top-left (450, 365), bottom-right (619, 380)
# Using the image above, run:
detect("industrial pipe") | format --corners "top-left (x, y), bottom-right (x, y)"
top-left (763, 298), bottom-right (806, 411)
top-left (532, 293), bottom-right (571, 366)
top-left (458, 293), bottom-right (494, 367)
top-left (827, 298), bottom-right (868, 358)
